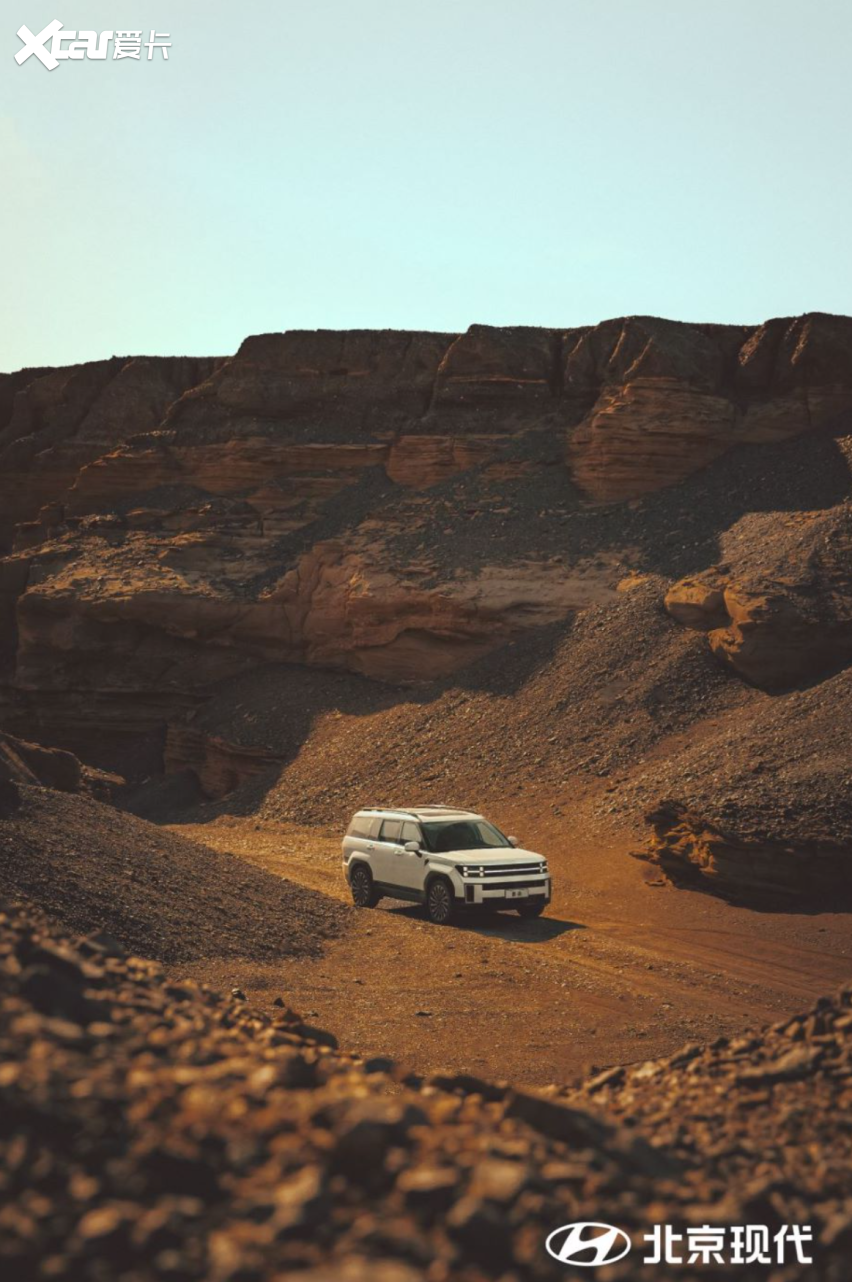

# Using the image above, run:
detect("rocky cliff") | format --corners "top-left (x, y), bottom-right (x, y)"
top-left (3, 314), bottom-right (852, 899)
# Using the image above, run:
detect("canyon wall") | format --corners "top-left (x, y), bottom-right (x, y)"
top-left (3, 313), bottom-right (852, 787)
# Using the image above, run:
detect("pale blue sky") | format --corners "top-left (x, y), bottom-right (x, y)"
top-left (3, 0), bottom-right (851, 370)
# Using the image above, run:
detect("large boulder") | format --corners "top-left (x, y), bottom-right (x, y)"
top-left (0, 732), bottom-right (120, 806)
top-left (665, 505), bottom-right (852, 689)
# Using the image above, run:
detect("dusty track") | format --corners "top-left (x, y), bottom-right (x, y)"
top-left (171, 797), bottom-right (852, 1088)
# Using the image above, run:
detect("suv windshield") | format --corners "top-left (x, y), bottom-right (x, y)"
top-left (421, 819), bottom-right (510, 853)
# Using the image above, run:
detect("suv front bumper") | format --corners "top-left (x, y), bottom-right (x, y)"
top-left (460, 877), bottom-right (551, 905)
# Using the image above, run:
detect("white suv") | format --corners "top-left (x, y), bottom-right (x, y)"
top-left (342, 806), bottom-right (551, 925)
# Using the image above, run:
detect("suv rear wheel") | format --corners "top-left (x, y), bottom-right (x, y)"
top-left (350, 864), bottom-right (380, 908)
top-left (425, 877), bottom-right (455, 926)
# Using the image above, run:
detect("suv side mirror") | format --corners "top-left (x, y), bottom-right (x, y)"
top-left (507, 836), bottom-right (519, 847)
top-left (404, 841), bottom-right (421, 854)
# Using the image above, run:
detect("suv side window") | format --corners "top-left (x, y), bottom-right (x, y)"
top-left (347, 816), bottom-right (372, 838)
top-left (401, 821), bottom-right (421, 845)
top-left (380, 819), bottom-right (402, 843)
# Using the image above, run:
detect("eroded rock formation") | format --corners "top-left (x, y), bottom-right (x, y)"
top-left (638, 799), bottom-right (852, 904)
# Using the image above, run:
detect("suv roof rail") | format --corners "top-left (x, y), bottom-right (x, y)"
top-left (412, 804), bottom-right (467, 812)
top-left (357, 804), bottom-right (477, 817)
top-left (358, 806), bottom-right (421, 818)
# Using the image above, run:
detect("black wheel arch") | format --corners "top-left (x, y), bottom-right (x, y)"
top-left (424, 870), bottom-right (455, 897)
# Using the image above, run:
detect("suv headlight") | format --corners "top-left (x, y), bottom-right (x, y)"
top-left (461, 866), bottom-right (484, 878)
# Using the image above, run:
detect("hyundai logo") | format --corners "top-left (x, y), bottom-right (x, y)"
top-left (546, 1222), bottom-right (632, 1267)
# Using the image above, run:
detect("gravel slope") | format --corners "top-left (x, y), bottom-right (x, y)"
top-left (164, 582), bottom-right (752, 828)
top-left (0, 787), bottom-right (347, 963)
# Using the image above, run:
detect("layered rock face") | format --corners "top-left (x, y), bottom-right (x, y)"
top-left (9, 314), bottom-right (852, 540)
top-left (0, 356), bottom-right (224, 552)
top-left (2, 313), bottom-right (852, 789)
top-left (564, 313), bottom-right (852, 499)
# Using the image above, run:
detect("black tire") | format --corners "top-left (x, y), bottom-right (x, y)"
top-left (517, 900), bottom-right (546, 919)
top-left (350, 863), bottom-right (380, 908)
top-left (425, 877), bottom-right (455, 926)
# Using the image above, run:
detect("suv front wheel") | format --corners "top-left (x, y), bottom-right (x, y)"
top-left (350, 863), bottom-right (380, 908)
top-left (517, 900), bottom-right (546, 918)
top-left (425, 877), bottom-right (455, 926)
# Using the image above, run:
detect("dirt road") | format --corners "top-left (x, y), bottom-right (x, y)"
top-left (172, 800), bottom-right (852, 1088)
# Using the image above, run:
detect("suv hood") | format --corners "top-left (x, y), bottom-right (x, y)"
top-left (434, 847), bottom-right (543, 866)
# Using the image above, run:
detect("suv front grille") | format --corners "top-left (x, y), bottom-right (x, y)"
top-left (469, 863), bottom-right (545, 878)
